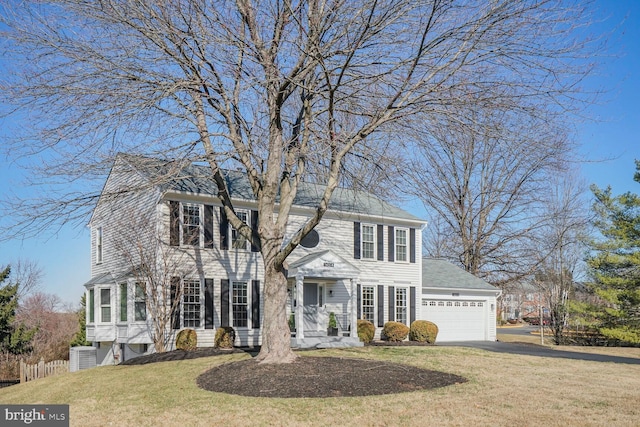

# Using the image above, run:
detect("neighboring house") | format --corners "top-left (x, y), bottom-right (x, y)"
top-left (85, 155), bottom-right (426, 364)
top-left (501, 282), bottom-right (548, 321)
top-left (421, 258), bottom-right (501, 341)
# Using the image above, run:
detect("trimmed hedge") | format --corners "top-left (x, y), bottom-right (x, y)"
top-left (357, 319), bottom-right (375, 343)
top-left (382, 321), bottom-right (409, 342)
top-left (175, 328), bottom-right (197, 351)
top-left (409, 320), bottom-right (439, 344)
top-left (214, 326), bottom-right (236, 348)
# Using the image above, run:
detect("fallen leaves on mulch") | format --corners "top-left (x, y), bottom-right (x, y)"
top-left (196, 356), bottom-right (467, 398)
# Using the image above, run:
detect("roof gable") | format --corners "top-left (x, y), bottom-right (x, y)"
top-left (287, 250), bottom-right (360, 278)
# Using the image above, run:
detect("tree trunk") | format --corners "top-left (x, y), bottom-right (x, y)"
top-left (255, 259), bottom-right (297, 364)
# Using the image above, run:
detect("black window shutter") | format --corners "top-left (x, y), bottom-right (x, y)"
top-left (170, 277), bottom-right (181, 329)
top-left (410, 287), bottom-right (416, 324)
top-left (220, 279), bottom-right (229, 327)
top-left (204, 279), bottom-right (214, 329)
top-left (388, 286), bottom-right (395, 322)
top-left (353, 222), bottom-right (361, 259)
top-left (250, 210), bottom-right (259, 252)
top-left (377, 224), bottom-right (384, 261)
top-left (357, 284), bottom-right (362, 320)
top-left (377, 285), bottom-right (384, 327)
top-left (388, 226), bottom-right (395, 262)
top-left (219, 207), bottom-right (229, 250)
top-left (410, 228), bottom-right (416, 263)
top-left (204, 205), bottom-right (214, 249)
top-left (169, 201), bottom-right (180, 247)
top-left (252, 280), bottom-right (260, 329)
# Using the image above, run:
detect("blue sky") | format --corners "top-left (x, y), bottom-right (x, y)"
top-left (0, 1), bottom-right (639, 307)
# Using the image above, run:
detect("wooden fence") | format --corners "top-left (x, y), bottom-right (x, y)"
top-left (20, 358), bottom-right (69, 383)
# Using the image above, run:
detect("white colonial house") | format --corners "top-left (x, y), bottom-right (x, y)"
top-left (85, 155), bottom-right (428, 364)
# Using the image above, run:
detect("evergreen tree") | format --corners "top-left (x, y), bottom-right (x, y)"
top-left (0, 266), bottom-right (37, 354)
top-left (587, 161), bottom-right (640, 344)
top-left (70, 294), bottom-right (90, 347)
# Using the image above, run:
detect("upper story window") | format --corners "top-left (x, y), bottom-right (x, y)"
top-left (182, 204), bottom-right (201, 246)
top-left (231, 210), bottom-right (249, 250)
top-left (361, 224), bottom-right (375, 259)
top-left (395, 228), bottom-right (408, 262)
top-left (96, 227), bottom-right (103, 264)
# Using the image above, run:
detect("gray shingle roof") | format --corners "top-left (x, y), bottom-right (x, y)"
top-left (422, 258), bottom-right (498, 291)
top-left (120, 154), bottom-right (423, 222)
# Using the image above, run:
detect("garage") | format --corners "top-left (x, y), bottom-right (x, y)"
top-left (421, 258), bottom-right (501, 342)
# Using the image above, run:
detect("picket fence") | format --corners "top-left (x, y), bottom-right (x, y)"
top-left (20, 358), bottom-right (69, 383)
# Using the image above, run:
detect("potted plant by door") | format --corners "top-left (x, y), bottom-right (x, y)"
top-left (327, 312), bottom-right (339, 336)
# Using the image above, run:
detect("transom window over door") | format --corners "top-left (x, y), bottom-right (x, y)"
top-left (395, 228), bottom-right (408, 262)
top-left (395, 288), bottom-right (407, 325)
top-left (183, 280), bottom-right (201, 328)
top-left (361, 224), bottom-right (375, 259)
top-left (182, 204), bottom-right (201, 246)
top-left (361, 286), bottom-right (375, 323)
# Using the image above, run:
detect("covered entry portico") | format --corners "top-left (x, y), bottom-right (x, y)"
top-left (287, 250), bottom-right (363, 348)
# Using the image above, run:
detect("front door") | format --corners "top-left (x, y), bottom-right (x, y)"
top-left (303, 283), bottom-right (319, 332)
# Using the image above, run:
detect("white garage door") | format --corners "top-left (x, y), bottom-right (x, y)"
top-left (421, 299), bottom-right (487, 341)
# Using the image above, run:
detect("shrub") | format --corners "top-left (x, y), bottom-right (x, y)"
top-left (175, 328), bottom-right (197, 351)
top-left (357, 319), bottom-right (375, 343)
top-left (382, 321), bottom-right (409, 342)
top-left (409, 320), bottom-right (439, 344)
top-left (214, 326), bottom-right (236, 349)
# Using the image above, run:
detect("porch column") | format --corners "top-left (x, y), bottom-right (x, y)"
top-left (350, 278), bottom-right (357, 338)
top-left (296, 273), bottom-right (304, 340)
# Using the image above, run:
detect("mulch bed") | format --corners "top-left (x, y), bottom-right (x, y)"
top-left (121, 344), bottom-right (467, 398)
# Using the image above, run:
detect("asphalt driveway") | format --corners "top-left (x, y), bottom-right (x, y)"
top-left (439, 340), bottom-right (640, 365)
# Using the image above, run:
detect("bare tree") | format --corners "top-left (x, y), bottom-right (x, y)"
top-left (112, 211), bottom-right (193, 353)
top-left (533, 172), bottom-right (591, 344)
top-left (0, 1), bottom-right (598, 363)
top-left (8, 259), bottom-right (43, 299)
top-left (407, 102), bottom-right (577, 288)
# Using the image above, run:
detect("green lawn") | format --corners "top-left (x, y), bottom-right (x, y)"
top-left (1, 345), bottom-right (639, 426)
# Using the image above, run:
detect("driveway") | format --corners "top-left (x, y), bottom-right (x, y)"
top-left (438, 340), bottom-right (640, 365)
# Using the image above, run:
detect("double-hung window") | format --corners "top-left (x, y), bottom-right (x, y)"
top-left (361, 286), bottom-right (375, 324)
top-left (395, 228), bottom-right (408, 262)
top-left (183, 280), bottom-right (201, 328)
top-left (100, 288), bottom-right (112, 323)
top-left (89, 289), bottom-right (95, 323)
top-left (395, 288), bottom-right (408, 325)
top-left (361, 224), bottom-right (375, 259)
top-left (182, 204), bottom-right (201, 246)
top-left (231, 210), bottom-right (249, 250)
top-left (134, 283), bottom-right (146, 321)
top-left (232, 281), bottom-right (249, 327)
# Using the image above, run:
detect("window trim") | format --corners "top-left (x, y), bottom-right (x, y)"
top-left (395, 228), bottom-right (408, 263)
top-left (182, 279), bottom-right (202, 328)
top-left (231, 281), bottom-right (250, 328)
top-left (361, 285), bottom-right (376, 324)
top-left (361, 224), bottom-right (376, 260)
top-left (395, 287), bottom-right (408, 326)
top-left (100, 287), bottom-right (112, 323)
top-left (134, 282), bottom-right (147, 322)
top-left (181, 203), bottom-right (203, 247)
top-left (230, 209), bottom-right (250, 251)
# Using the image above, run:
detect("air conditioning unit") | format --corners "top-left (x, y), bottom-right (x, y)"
top-left (69, 346), bottom-right (97, 372)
